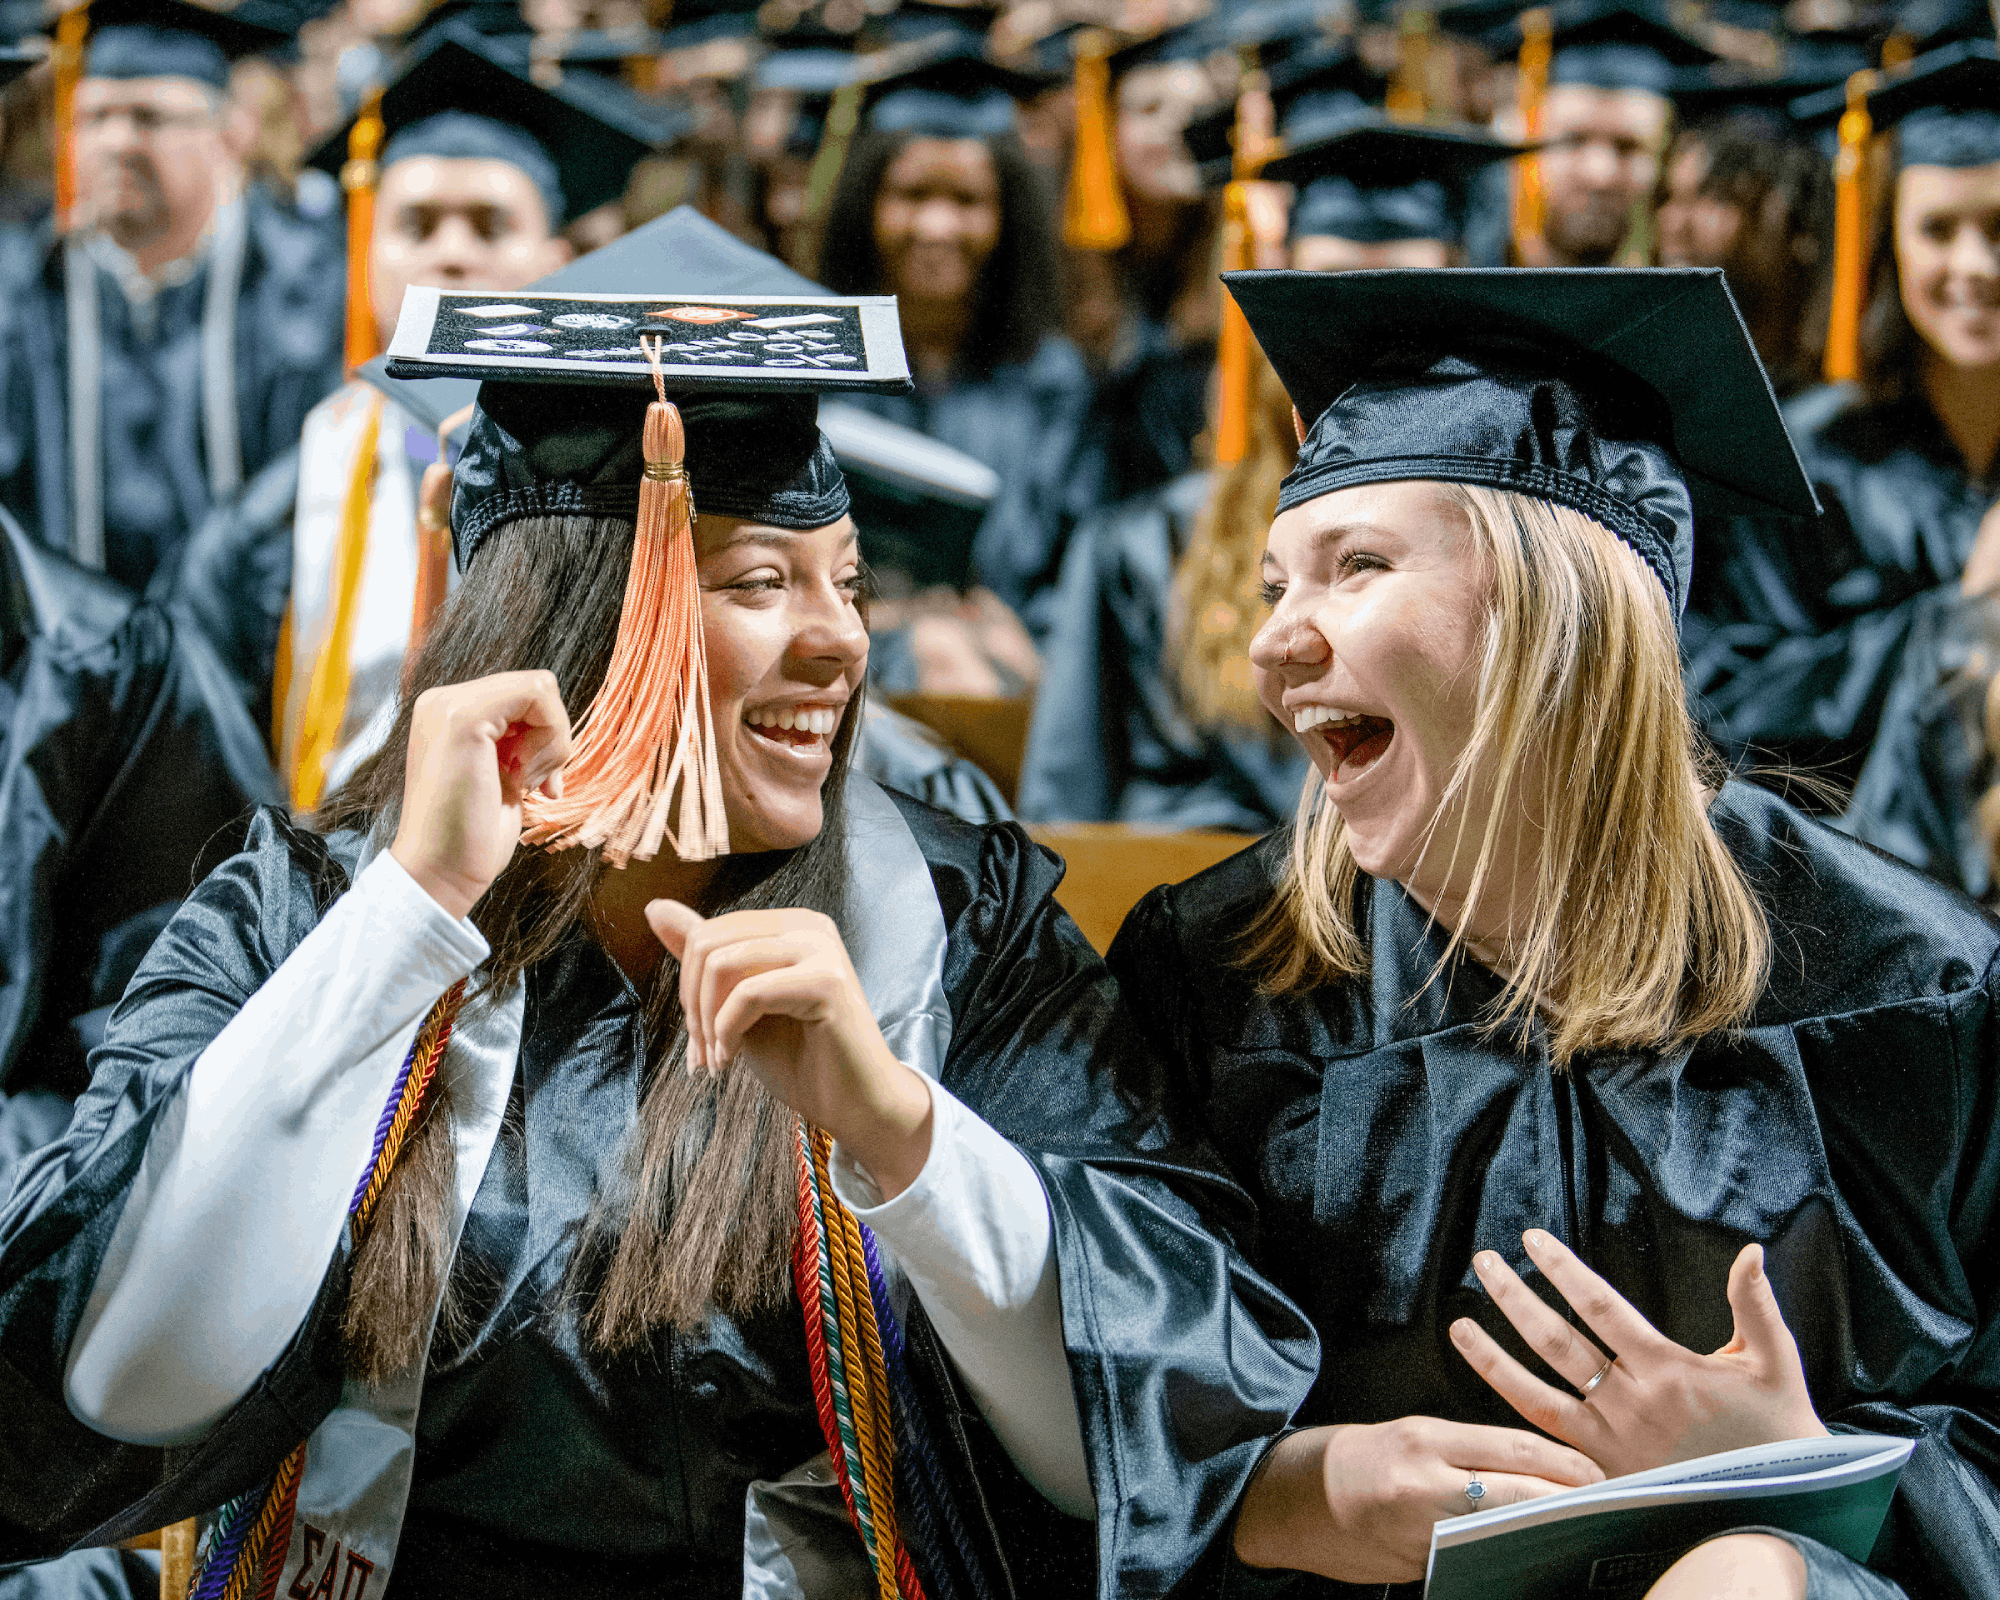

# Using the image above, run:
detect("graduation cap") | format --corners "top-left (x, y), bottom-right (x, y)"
top-left (1185, 41), bottom-right (1387, 173)
top-left (1495, 0), bottom-right (1724, 93)
top-left (78, 0), bottom-right (293, 88)
top-left (1791, 37), bottom-right (2000, 165)
top-left (0, 41), bottom-right (37, 88)
top-left (1107, 14), bottom-right (1239, 78)
top-left (856, 34), bottom-right (1051, 136)
top-left (1666, 39), bottom-right (1871, 123)
top-left (818, 400), bottom-right (996, 588)
top-left (1266, 120), bottom-right (1529, 243)
top-left (378, 203), bottom-right (911, 866)
top-left (1224, 268), bottom-right (1818, 617)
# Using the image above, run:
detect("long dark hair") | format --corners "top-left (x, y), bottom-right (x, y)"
top-left (319, 512), bottom-right (861, 1379)
top-left (816, 126), bottom-right (1062, 373)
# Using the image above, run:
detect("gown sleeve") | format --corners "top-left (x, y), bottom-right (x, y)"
top-left (899, 798), bottom-right (1320, 1600)
top-left (0, 811), bottom-right (362, 1561)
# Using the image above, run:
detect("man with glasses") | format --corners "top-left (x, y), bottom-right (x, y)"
top-left (0, 0), bottom-right (344, 595)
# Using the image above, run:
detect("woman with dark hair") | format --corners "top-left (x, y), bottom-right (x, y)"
top-left (1687, 43), bottom-right (1999, 792)
top-left (816, 51), bottom-right (1091, 631)
top-left (0, 288), bottom-right (1311, 1599)
top-left (1110, 265), bottom-right (1999, 1600)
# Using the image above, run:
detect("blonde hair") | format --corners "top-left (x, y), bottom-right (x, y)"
top-left (1244, 483), bottom-right (1770, 1066)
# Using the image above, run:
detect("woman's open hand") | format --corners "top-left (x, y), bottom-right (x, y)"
top-left (647, 902), bottom-right (933, 1197)
top-left (1451, 1231), bottom-right (1827, 1480)
top-left (391, 671), bottom-right (571, 920)
top-left (1233, 1418), bottom-right (1604, 1584)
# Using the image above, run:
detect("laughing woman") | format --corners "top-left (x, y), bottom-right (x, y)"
top-left (1107, 269), bottom-right (2000, 1600)
top-left (0, 294), bottom-right (1313, 1599)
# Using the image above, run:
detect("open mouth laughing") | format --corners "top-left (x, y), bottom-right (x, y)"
top-left (1294, 702), bottom-right (1394, 784)
top-left (744, 702), bottom-right (843, 757)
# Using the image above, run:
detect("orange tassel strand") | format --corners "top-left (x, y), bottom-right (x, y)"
top-left (52, 5), bottom-right (87, 234)
top-left (343, 87), bottom-right (386, 376)
top-left (521, 337), bottom-right (729, 866)
top-left (1823, 68), bottom-right (1876, 385)
top-left (1511, 7), bottom-right (1552, 260)
top-left (1062, 29), bottom-right (1132, 252)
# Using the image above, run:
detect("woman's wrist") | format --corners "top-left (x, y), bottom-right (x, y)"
top-left (833, 1050), bottom-right (934, 1201)
top-left (1232, 1427), bottom-right (1332, 1570)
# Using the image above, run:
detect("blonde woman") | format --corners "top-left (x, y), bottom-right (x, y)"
top-left (1108, 269), bottom-right (2000, 1600)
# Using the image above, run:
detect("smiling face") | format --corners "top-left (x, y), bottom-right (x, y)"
top-left (694, 511), bottom-right (868, 853)
top-left (1894, 161), bottom-right (2000, 373)
top-left (1250, 481), bottom-right (1493, 895)
top-left (872, 137), bottom-right (1003, 311)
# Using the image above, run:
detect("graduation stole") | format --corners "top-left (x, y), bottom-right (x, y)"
top-left (185, 979), bottom-right (467, 1600)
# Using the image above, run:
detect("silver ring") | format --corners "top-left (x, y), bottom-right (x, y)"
top-left (1464, 1474), bottom-right (1487, 1508)
top-left (1581, 1356), bottom-right (1616, 1395)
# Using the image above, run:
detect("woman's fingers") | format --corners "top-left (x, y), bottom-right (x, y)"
top-left (1446, 1325), bottom-right (1601, 1451)
top-left (1723, 1244), bottom-right (1804, 1375)
top-left (1520, 1230), bottom-right (1670, 1361)
top-left (1431, 1472), bottom-right (1580, 1519)
top-left (1425, 1418), bottom-right (1606, 1488)
top-left (697, 938), bottom-right (805, 1069)
top-left (710, 966), bottom-right (837, 1063)
top-left (1470, 1249), bottom-right (1611, 1390)
top-left (646, 899), bottom-right (700, 959)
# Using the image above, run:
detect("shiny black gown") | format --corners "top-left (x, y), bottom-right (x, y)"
top-left (0, 194), bottom-right (344, 593)
top-left (1018, 471), bottom-right (1311, 831)
top-left (1108, 781), bottom-right (2000, 1599)
top-left (1686, 384), bottom-right (1995, 790)
top-left (0, 796), bottom-right (1314, 1598)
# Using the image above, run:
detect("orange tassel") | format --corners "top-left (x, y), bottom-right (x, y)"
top-left (1386, 8), bottom-right (1433, 124)
top-left (1214, 179), bottom-right (1286, 465)
top-left (53, 5), bottom-right (88, 234)
top-left (343, 87), bottom-right (385, 376)
top-left (521, 337), bottom-right (729, 866)
top-left (1823, 69), bottom-right (1876, 385)
top-left (1062, 29), bottom-right (1131, 253)
top-left (1511, 7), bottom-right (1551, 261)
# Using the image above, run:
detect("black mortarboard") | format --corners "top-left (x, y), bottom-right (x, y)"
top-left (304, 29), bottom-right (659, 227)
top-left (1666, 39), bottom-right (1870, 123)
top-left (1265, 120), bottom-right (1528, 244)
top-left (857, 35), bottom-right (1050, 136)
top-left (1108, 13), bottom-right (1237, 76)
top-left (818, 400), bottom-right (996, 588)
top-left (80, 0), bottom-right (292, 88)
top-left (0, 41), bottom-right (36, 88)
top-left (1497, 0), bottom-right (1723, 93)
top-left (1225, 268), bottom-right (1818, 617)
top-left (381, 205), bottom-right (909, 566)
top-left (1792, 39), bottom-right (2000, 167)
top-left (1185, 41), bottom-right (1385, 173)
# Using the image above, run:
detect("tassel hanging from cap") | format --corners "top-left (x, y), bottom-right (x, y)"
top-left (801, 79), bottom-right (862, 230)
top-left (1386, 8), bottom-right (1434, 124)
top-left (1214, 51), bottom-right (1282, 467)
top-left (521, 336), bottom-right (729, 866)
top-left (1510, 7), bottom-right (1551, 261)
top-left (1063, 29), bottom-right (1131, 252)
top-left (343, 87), bottom-right (386, 376)
top-left (53, 5), bottom-right (88, 233)
top-left (1823, 68), bottom-right (1876, 385)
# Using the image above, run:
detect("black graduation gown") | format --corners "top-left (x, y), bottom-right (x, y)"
top-left (0, 797), bottom-right (1316, 1599)
top-left (1018, 471), bottom-right (1310, 831)
top-left (0, 507), bottom-right (275, 1120)
top-left (1107, 781), bottom-right (2000, 1600)
top-left (1685, 384), bottom-right (1995, 790)
top-left (844, 338), bottom-right (1093, 625)
top-left (0, 196), bottom-right (344, 593)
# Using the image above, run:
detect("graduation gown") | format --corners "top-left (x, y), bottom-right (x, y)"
top-left (844, 337), bottom-right (1092, 624)
top-left (0, 789), bottom-right (1315, 1598)
top-left (1017, 472), bottom-right (1310, 831)
top-left (0, 506), bottom-right (275, 1114)
top-left (0, 193), bottom-right (344, 593)
top-left (1107, 780), bottom-right (2000, 1599)
top-left (1685, 384), bottom-right (1995, 789)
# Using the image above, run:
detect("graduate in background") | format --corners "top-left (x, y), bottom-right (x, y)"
top-left (0, 0), bottom-right (344, 594)
top-left (1109, 266), bottom-right (1996, 1600)
top-left (1020, 121), bottom-right (1522, 832)
top-left (1692, 41), bottom-right (2000, 791)
top-left (816, 38), bottom-right (1091, 631)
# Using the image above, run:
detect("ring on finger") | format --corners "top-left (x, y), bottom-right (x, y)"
top-left (1464, 1475), bottom-right (1487, 1509)
top-left (1580, 1355), bottom-right (1616, 1396)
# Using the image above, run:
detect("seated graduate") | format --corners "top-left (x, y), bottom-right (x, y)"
top-left (0, 285), bottom-right (1314, 1599)
top-left (1019, 121), bottom-right (1520, 830)
top-left (1688, 42), bottom-right (2000, 790)
top-left (1105, 267), bottom-right (1999, 1600)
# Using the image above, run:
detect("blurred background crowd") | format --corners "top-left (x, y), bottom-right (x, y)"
top-left (0, 0), bottom-right (1996, 1195)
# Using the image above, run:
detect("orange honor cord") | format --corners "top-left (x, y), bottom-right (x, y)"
top-left (520, 336), bottom-right (729, 866)
top-left (1511, 7), bottom-right (1552, 259)
top-left (1823, 69), bottom-right (1877, 385)
top-left (342, 88), bottom-right (386, 377)
top-left (1062, 29), bottom-right (1132, 252)
top-left (53, 6), bottom-right (87, 234)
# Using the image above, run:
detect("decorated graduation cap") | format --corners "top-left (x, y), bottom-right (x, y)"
top-left (1267, 120), bottom-right (1529, 244)
top-left (1224, 268), bottom-right (1819, 618)
top-left (1498, 0), bottom-right (1722, 94)
top-left (77, 0), bottom-right (291, 88)
top-left (381, 205), bottom-right (909, 864)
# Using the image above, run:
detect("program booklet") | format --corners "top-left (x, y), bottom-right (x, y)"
top-left (1424, 1433), bottom-right (1914, 1600)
